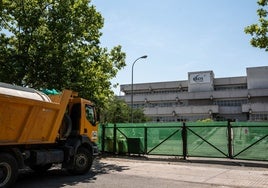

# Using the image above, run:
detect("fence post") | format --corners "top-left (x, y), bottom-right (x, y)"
top-left (144, 127), bottom-right (148, 154)
top-left (113, 123), bottom-right (117, 154)
top-left (227, 121), bottom-right (233, 159)
top-left (182, 122), bottom-right (187, 160)
top-left (101, 124), bottom-right (106, 153)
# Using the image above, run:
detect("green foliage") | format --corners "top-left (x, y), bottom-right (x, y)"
top-left (0, 0), bottom-right (126, 108)
top-left (197, 118), bottom-right (213, 122)
top-left (101, 96), bottom-right (130, 123)
top-left (132, 108), bottom-right (151, 123)
top-left (245, 0), bottom-right (268, 51)
top-left (101, 96), bottom-right (150, 123)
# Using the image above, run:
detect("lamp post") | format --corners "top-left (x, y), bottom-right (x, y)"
top-left (131, 55), bottom-right (148, 123)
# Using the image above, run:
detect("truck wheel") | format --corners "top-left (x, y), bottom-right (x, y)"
top-left (0, 153), bottom-right (18, 188)
top-left (68, 147), bottom-right (93, 175)
top-left (30, 163), bottom-right (52, 173)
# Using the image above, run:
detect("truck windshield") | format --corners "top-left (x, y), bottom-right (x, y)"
top-left (85, 105), bottom-right (95, 125)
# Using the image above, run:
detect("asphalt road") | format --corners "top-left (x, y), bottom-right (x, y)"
top-left (14, 155), bottom-right (268, 188)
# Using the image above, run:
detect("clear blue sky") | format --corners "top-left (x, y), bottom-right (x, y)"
top-left (92, 0), bottom-right (268, 95)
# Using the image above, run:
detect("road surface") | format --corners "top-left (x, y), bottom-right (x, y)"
top-left (14, 155), bottom-right (268, 188)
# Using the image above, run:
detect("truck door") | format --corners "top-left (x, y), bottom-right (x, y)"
top-left (70, 103), bottom-right (81, 135)
top-left (84, 104), bottom-right (98, 141)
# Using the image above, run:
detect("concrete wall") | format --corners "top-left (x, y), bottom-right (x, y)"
top-left (247, 66), bottom-right (268, 89)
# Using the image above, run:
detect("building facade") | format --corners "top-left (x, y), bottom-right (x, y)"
top-left (119, 66), bottom-right (268, 122)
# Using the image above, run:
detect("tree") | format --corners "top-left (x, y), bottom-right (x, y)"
top-left (0, 0), bottom-right (126, 108)
top-left (245, 0), bottom-right (268, 51)
top-left (132, 108), bottom-right (151, 123)
top-left (101, 96), bottom-right (150, 123)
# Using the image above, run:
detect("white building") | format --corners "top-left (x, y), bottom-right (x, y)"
top-left (119, 66), bottom-right (268, 122)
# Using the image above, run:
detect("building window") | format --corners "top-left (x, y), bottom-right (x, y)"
top-left (214, 85), bottom-right (247, 91)
top-left (249, 114), bottom-right (268, 121)
top-left (152, 115), bottom-right (210, 122)
top-left (127, 88), bottom-right (188, 96)
top-left (213, 99), bottom-right (247, 106)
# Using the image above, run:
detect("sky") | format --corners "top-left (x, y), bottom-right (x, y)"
top-left (91, 0), bottom-right (268, 95)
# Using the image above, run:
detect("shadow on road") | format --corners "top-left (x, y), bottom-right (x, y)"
top-left (14, 157), bottom-right (130, 188)
top-left (14, 154), bottom-right (268, 187)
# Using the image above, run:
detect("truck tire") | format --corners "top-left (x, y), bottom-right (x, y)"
top-left (0, 153), bottom-right (18, 188)
top-left (68, 147), bottom-right (93, 175)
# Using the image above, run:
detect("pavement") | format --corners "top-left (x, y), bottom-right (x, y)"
top-left (98, 154), bottom-right (268, 188)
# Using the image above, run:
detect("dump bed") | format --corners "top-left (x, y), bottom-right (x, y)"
top-left (0, 84), bottom-right (72, 145)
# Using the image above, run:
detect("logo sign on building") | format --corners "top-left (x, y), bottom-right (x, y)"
top-left (189, 72), bottom-right (211, 84)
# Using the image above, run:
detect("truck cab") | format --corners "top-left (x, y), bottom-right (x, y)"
top-left (68, 98), bottom-right (98, 142)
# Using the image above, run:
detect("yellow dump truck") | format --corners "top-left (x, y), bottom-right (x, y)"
top-left (0, 82), bottom-right (99, 187)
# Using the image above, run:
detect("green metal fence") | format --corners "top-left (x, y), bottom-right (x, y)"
top-left (97, 121), bottom-right (268, 161)
top-left (232, 122), bottom-right (268, 160)
top-left (186, 121), bottom-right (229, 158)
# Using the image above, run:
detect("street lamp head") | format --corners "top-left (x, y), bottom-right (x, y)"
top-left (132, 55), bottom-right (148, 68)
top-left (140, 55), bottom-right (148, 59)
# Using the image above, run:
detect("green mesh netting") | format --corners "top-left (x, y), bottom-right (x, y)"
top-left (186, 122), bottom-right (228, 158)
top-left (231, 122), bottom-right (268, 160)
top-left (98, 122), bottom-right (268, 161)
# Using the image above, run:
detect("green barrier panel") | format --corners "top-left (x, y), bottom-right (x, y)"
top-left (99, 122), bottom-right (268, 161)
top-left (116, 123), bottom-right (145, 154)
top-left (118, 127), bottom-right (145, 154)
top-left (103, 124), bottom-right (115, 152)
top-left (147, 127), bottom-right (183, 155)
top-left (113, 123), bottom-right (183, 155)
top-left (101, 123), bottom-right (146, 154)
top-left (232, 122), bottom-right (268, 160)
top-left (96, 124), bottom-right (103, 151)
top-left (136, 123), bottom-right (182, 155)
top-left (187, 122), bottom-right (228, 158)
